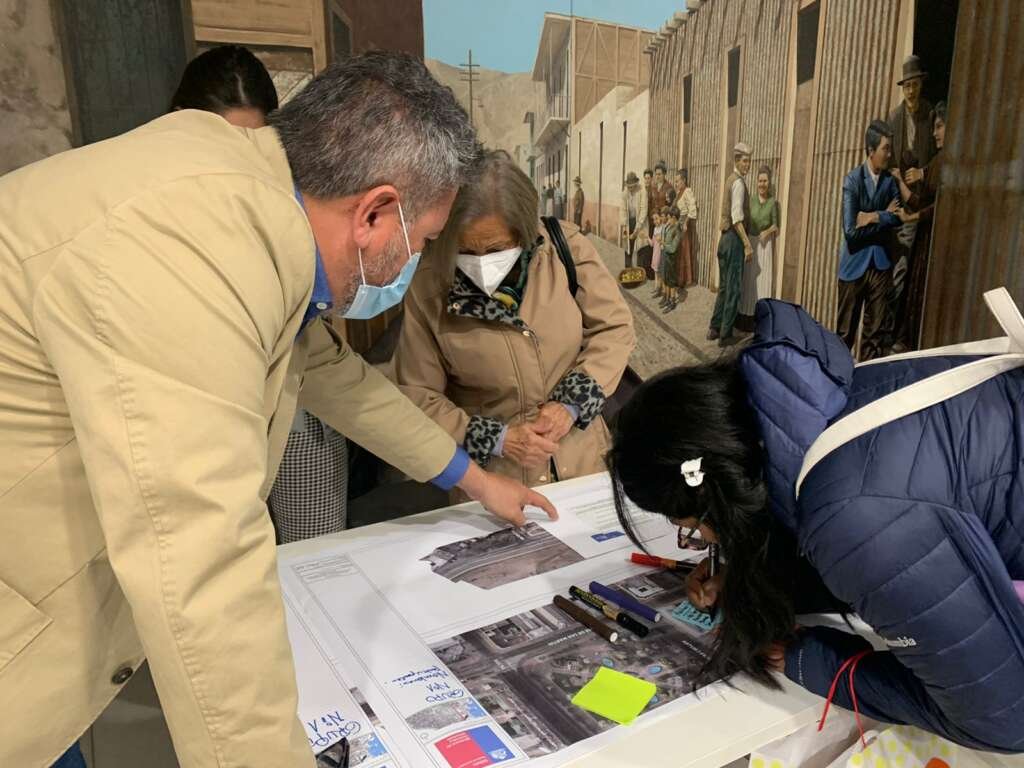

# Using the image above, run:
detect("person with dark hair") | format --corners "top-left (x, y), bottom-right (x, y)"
top-left (836, 119), bottom-right (911, 360)
top-left (885, 55), bottom-right (937, 353)
top-left (708, 142), bottom-right (753, 346)
top-left (394, 150), bottom-right (634, 492)
top-left (891, 101), bottom-right (947, 351)
top-left (608, 297), bottom-right (1024, 754)
top-left (635, 164), bottom-right (669, 280)
top-left (0, 51), bottom-right (558, 768)
top-left (170, 44), bottom-right (278, 127)
top-left (650, 207), bottom-right (667, 300)
top-left (737, 164), bottom-right (780, 329)
top-left (659, 207), bottom-right (682, 312)
top-left (673, 168), bottom-right (698, 289)
top-left (572, 175), bottom-right (584, 227)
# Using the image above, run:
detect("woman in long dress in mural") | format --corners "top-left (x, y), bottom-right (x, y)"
top-left (674, 169), bottom-right (698, 290)
top-left (738, 165), bottom-right (780, 328)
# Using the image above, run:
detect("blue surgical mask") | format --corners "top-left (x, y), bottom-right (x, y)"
top-left (343, 202), bottom-right (420, 320)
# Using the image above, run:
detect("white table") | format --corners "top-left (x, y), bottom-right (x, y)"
top-left (277, 474), bottom-right (830, 768)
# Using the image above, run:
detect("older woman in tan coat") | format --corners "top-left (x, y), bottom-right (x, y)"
top-left (394, 151), bottom-right (636, 491)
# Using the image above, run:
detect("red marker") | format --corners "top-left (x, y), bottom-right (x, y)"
top-left (630, 552), bottom-right (695, 572)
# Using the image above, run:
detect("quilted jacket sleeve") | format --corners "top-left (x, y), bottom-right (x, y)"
top-left (790, 495), bottom-right (1024, 753)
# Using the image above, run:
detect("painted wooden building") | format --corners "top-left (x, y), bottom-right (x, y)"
top-left (643, 0), bottom-right (1007, 350)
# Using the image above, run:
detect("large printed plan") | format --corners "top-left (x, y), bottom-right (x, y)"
top-left (279, 473), bottom-right (725, 768)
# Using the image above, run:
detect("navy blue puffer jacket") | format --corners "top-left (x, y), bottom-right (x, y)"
top-left (740, 300), bottom-right (1024, 752)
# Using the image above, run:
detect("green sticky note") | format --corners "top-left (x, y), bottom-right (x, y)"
top-left (570, 666), bottom-right (657, 725)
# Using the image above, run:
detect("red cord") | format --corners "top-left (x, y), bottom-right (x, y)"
top-left (817, 650), bottom-right (873, 748)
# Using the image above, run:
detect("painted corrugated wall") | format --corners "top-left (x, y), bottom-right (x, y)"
top-left (645, 0), bottom-right (901, 327)
top-left (647, 0), bottom-right (790, 290)
top-left (799, 0), bottom-right (900, 325)
top-left (921, 0), bottom-right (1024, 346)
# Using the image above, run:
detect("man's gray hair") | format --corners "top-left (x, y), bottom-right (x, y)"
top-left (268, 51), bottom-right (480, 218)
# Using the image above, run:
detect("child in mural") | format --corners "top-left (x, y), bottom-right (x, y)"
top-left (674, 169), bottom-right (698, 289)
top-left (650, 208), bottom-right (666, 300)
top-left (708, 143), bottom-right (753, 347)
top-left (660, 207), bottom-right (682, 313)
top-left (737, 165), bottom-right (781, 331)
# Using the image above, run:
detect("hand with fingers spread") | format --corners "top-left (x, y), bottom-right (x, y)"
top-left (502, 416), bottom-right (560, 469)
top-left (456, 462), bottom-right (558, 526)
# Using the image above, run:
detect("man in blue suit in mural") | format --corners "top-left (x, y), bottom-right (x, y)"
top-left (836, 119), bottom-right (912, 360)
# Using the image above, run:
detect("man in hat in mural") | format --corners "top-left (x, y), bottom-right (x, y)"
top-left (708, 142), bottom-right (754, 347)
top-left (886, 54), bottom-right (937, 352)
top-left (621, 171), bottom-right (649, 269)
top-left (572, 175), bottom-right (585, 228)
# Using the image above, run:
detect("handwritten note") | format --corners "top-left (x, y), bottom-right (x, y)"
top-left (390, 665), bottom-right (466, 704)
top-left (305, 709), bottom-right (362, 751)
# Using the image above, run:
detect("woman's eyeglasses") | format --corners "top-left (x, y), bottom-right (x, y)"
top-left (677, 513), bottom-right (710, 551)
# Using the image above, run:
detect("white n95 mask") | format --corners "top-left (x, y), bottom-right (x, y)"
top-left (456, 246), bottom-right (523, 296)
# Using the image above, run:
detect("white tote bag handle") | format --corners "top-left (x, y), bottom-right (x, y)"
top-left (796, 288), bottom-right (1024, 498)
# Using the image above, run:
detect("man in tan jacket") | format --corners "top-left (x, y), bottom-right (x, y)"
top-left (0, 52), bottom-right (554, 768)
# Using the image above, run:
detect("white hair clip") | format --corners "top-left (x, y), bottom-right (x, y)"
top-left (680, 457), bottom-right (704, 488)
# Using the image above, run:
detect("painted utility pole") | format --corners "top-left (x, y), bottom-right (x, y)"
top-left (459, 49), bottom-right (481, 126)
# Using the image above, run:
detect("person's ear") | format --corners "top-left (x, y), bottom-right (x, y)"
top-left (351, 185), bottom-right (400, 251)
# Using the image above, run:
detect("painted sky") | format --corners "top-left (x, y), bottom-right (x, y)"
top-left (423, 0), bottom-right (684, 73)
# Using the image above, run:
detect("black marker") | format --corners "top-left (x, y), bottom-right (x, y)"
top-left (569, 586), bottom-right (650, 638)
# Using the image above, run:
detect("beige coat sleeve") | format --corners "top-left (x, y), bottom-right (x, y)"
top-left (32, 180), bottom-right (314, 767)
top-left (568, 233), bottom-right (636, 395)
top-left (391, 283), bottom-right (472, 443)
top-left (299, 317), bottom-right (459, 479)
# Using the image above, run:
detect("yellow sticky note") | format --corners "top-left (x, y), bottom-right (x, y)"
top-left (571, 667), bottom-right (657, 725)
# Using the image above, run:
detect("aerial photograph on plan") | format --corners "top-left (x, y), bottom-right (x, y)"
top-left (429, 570), bottom-right (717, 757)
top-left (420, 522), bottom-right (584, 589)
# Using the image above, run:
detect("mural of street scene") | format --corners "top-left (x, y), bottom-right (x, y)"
top-left (429, 570), bottom-right (714, 758)
top-left (417, 0), bottom-right (993, 374)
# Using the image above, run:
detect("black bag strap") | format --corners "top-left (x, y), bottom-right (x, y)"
top-left (541, 216), bottom-right (578, 298)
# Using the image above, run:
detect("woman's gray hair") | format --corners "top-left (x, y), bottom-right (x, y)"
top-left (426, 149), bottom-right (540, 279)
top-left (267, 51), bottom-right (480, 219)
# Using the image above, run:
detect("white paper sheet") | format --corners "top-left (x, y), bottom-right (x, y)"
top-left (284, 596), bottom-right (400, 765)
top-left (279, 472), bottom-right (725, 768)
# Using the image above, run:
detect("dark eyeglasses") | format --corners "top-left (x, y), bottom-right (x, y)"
top-left (677, 513), bottom-right (710, 551)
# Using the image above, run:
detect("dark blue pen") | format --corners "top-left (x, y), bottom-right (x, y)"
top-left (707, 544), bottom-right (720, 620)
